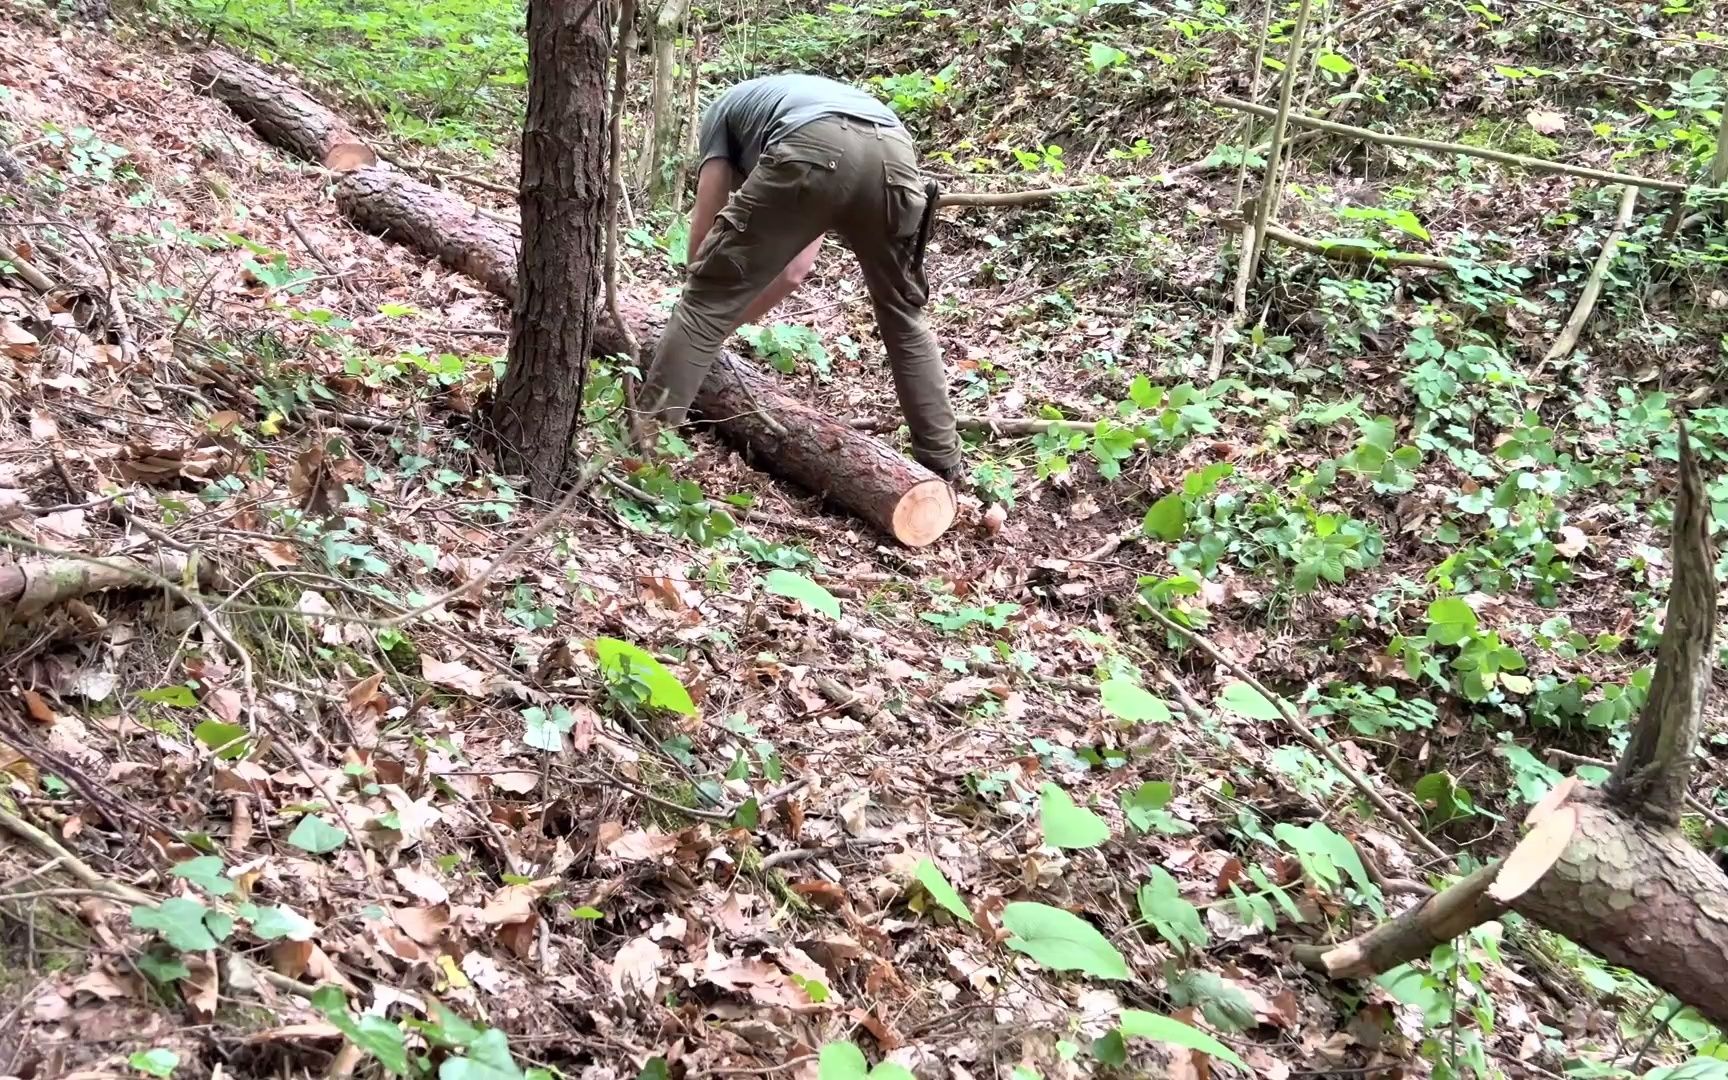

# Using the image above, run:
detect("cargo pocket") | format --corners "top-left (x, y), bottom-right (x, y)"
top-left (884, 159), bottom-right (927, 239)
top-left (691, 203), bottom-right (751, 283)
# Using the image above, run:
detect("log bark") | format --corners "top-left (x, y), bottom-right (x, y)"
top-left (197, 62), bottom-right (953, 545)
top-left (491, 0), bottom-right (611, 485)
top-left (1, 552), bottom-right (200, 616)
top-left (190, 50), bottom-right (377, 172)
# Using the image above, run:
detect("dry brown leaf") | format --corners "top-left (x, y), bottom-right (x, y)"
top-left (421, 655), bottom-right (493, 696)
top-left (490, 770), bottom-right (541, 794)
top-left (20, 690), bottom-right (57, 725)
top-left (206, 688), bottom-right (243, 725)
top-left (37, 508), bottom-right (87, 539)
top-left (1526, 108), bottom-right (1566, 134)
top-left (253, 540), bottom-right (300, 568)
top-left (1555, 525), bottom-right (1588, 558)
top-left (610, 935), bottom-right (665, 1000)
top-left (28, 409), bottom-right (58, 440)
top-left (392, 865), bottom-right (450, 905)
top-left (393, 904), bottom-right (452, 946)
top-left (2, 319), bottom-right (39, 358)
top-left (182, 953), bottom-right (220, 1018)
top-left (605, 828), bottom-right (681, 862)
top-left (347, 672), bottom-right (387, 717)
top-left (478, 879), bottom-right (553, 925)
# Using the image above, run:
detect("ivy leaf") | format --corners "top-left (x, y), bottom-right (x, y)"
top-left (170, 855), bottom-right (233, 897)
top-left (1039, 783), bottom-right (1110, 849)
top-left (818, 1042), bottom-right (869, 1080)
top-left (1117, 1009), bottom-right (1245, 1067)
top-left (137, 684), bottom-right (197, 708)
top-left (762, 570), bottom-right (841, 619)
top-left (522, 705), bottom-right (575, 753)
top-left (1426, 596), bottom-right (1478, 645)
top-left (287, 814), bottom-right (348, 855)
top-left (1316, 51), bottom-right (1355, 75)
top-left (1087, 42), bottom-right (1129, 71)
top-left (131, 898), bottom-right (219, 952)
top-left (592, 638), bottom-right (696, 716)
top-left (913, 857), bottom-right (975, 924)
top-left (1100, 678), bottom-right (1172, 724)
top-left (441, 1029), bottom-right (524, 1080)
top-left (1142, 493), bottom-right (1187, 540)
top-left (1137, 867), bottom-right (1208, 951)
top-left (1001, 901), bottom-right (1131, 980)
top-left (1217, 680), bottom-right (1283, 722)
top-left (251, 904), bottom-right (317, 942)
top-left (313, 986), bottom-right (412, 1077)
top-left (193, 719), bottom-right (249, 760)
top-left (129, 1049), bottom-right (180, 1078)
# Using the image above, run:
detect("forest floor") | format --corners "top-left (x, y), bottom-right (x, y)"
top-left (0, 0), bottom-right (1726, 1077)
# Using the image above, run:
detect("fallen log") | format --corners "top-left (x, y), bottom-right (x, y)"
top-left (191, 50), bottom-right (377, 173)
top-left (191, 52), bottom-right (954, 546)
top-left (0, 551), bottom-right (203, 616)
top-left (335, 167), bottom-right (952, 543)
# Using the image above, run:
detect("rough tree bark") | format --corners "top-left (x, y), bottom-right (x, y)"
top-left (640, 0), bottom-right (689, 202)
top-left (190, 51), bottom-right (376, 172)
top-left (489, 0), bottom-right (611, 486)
top-left (1294, 428), bottom-right (1728, 1026)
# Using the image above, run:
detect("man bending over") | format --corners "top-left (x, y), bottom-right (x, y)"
top-left (637, 72), bottom-right (966, 487)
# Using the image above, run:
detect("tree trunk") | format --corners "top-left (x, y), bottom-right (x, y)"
top-left (190, 51), bottom-right (376, 172)
top-left (641, 0), bottom-right (689, 202)
top-left (490, 0), bottom-right (611, 487)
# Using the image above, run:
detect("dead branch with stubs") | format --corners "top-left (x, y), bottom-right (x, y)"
top-left (1294, 425), bottom-right (1728, 1027)
top-left (1544, 184), bottom-right (1640, 362)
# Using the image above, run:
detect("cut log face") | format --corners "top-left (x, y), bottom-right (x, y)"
top-left (1488, 805), bottom-right (1577, 903)
top-left (191, 51), bottom-right (377, 173)
top-left (893, 480), bottom-right (958, 548)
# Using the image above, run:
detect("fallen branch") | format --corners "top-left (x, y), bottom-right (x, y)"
top-left (937, 184), bottom-right (1108, 208)
top-left (0, 238), bottom-right (56, 293)
top-left (0, 549), bottom-right (206, 616)
top-left (1259, 221), bottom-right (1457, 270)
top-left (1544, 184), bottom-right (1639, 362)
top-left (1214, 96), bottom-right (1692, 194)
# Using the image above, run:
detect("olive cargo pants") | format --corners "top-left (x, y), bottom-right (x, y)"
top-left (638, 117), bottom-right (961, 475)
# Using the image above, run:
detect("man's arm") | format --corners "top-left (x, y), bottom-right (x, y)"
top-left (687, 159), bottom-right (740, 264)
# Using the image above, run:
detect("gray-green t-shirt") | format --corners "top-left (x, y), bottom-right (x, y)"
top-left (697, 73), bottom-right (901, 175)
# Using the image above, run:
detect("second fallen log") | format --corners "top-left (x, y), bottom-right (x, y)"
top-left (191, 50), bottom-right (377, 172)
top-left (332, 166), bottom-right (954, 545)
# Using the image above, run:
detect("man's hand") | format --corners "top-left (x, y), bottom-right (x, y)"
top-left (687, 159), bottom-right (741, 264)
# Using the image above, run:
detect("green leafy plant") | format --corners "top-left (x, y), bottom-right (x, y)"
top-left (1039, 783), bottom-right (1110, 849)
top-left (738, 322), bottom-right (831, 376)
top-left (1001, 901), bottom-right (1130, 980)
top-left (593, 638), bottom-right (696, 716)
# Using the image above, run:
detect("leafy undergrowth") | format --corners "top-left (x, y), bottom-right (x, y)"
top-left (1, 0), bottom-right (1728, 1077)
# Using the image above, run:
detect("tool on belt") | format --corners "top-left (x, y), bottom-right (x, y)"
top-left (910, 178), bottom-right (939, 306)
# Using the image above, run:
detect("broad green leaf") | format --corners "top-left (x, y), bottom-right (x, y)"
top-left (1122, 781), bottom-right (1192, 835)
top-left (1001, 901), bottom-right (1131, 980)
top-left (913, 857), bottom-right (975, 924)
top-left (137, 685), bottom-right (197, 708)
top-left (314, 987), bottom-right (412, 1077)
top-left (571, 906), bottom-right (604, 919)
top-left (1087, 42), bottom-right (1129, 71)
top-left (131, 898), bottom-right (218, 952)
top-left (593, 638), bottom-right (696, 716)
top-left (1316, 51), bottom-right (1355, 75)
top-left (638, 1059), bottom-right (670, 1080)
top-left (1217, 680), bottom-right (1282, 722)
top-left (1137, 867), bottom-right (1208, 951)
top-left (522, 705), bottom-right (575, 752)
top-left (1426, 596), bottom-right (1478, 645)
top-left (1039, 783), bottom-right (1110, 849)
top-left (1168, 968), bottom-right (1257, 1032)
top-left (1100, 677), bottom-right (1172, 724)
top-left (170, 855), bottom-right (234, 897)
top-left (193, 719), bottom-right (249, 760)
top-left (129, 1049), bottom-right (180, 1078)
top-left (251, 904), bottom-right (317, 942)
top-left (762, 570), bottom-right (841, 619)
top-left (1116, 1010), bottom-right (1244, 1068)
top-left (440, 1029), bottom-right (522, 1080)
top-left (818, 1042), bottom-right (870, 1080)
top-left (135, 949), bottom-right (191, 983)
top-left (1142, 493), bottom-right (1187, 540)
top-left (288, 814), bottom-right (348, 855)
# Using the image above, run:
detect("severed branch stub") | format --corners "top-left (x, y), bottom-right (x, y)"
top-left (1295, 423), bottom-right (1728, 1026)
